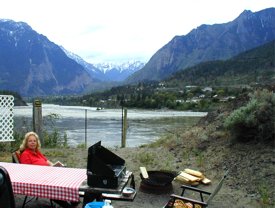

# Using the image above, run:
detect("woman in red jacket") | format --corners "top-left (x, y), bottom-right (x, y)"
top-left (18, 132), bottom-right (79, 207)
top-left (19, 131), bottom-right (53, 166)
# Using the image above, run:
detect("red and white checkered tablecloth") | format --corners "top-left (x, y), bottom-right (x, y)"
top-left (0, 162), bottom-right (87, 202)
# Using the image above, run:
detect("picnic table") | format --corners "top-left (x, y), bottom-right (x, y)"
top-left (0, 162), bottom-right (136, 207)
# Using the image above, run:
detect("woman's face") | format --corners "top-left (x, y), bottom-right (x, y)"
top-left (27, 135), bottom-right (37, 151)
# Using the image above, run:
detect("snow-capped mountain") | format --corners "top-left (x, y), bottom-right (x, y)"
top-left (60, 46), bottom-right (105, 81)
top-left (61, 46), bottom-right (145, 82)
top-left (94, 61), bottom-right (145, 82)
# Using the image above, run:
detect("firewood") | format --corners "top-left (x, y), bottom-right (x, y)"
top-left (184, 168), bottom-right (204, 178)
top-left (140, 167), bottom-right (149, 179)
top-left (201, 177), bottom-right (211, 184)
top-left (179, 171), bottom-right (201, 182)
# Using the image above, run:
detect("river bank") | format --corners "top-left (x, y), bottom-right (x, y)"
top-left (13, 104), bottom-right (206, 147)
top-left (2, 99), bottom-right (273, 207)
top-left (11, 108), bottom-right (274, 207)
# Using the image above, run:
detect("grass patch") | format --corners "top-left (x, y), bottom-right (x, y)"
top-left (258, 182), bottom-right (272, 206)
top-left (44, 149), bottom-right (67, 157)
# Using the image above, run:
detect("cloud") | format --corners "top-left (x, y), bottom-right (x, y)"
top-left (0, 0), bottom-right (274, 63)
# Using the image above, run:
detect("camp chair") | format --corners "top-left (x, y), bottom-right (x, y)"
top-left (12, 150), bottom-right (21, 164)
top-left (0, 166), bottom-right (16, 208)
top-left (164, 170), bottom-right (229, 208)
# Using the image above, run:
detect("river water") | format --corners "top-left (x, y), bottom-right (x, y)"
top-left (13, 104), bottom-right (207, 147)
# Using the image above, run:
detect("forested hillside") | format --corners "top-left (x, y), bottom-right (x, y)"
top-left (166, 40), bottom-right (275, 87)
top-left (127, 8), bottom-right (275, 83)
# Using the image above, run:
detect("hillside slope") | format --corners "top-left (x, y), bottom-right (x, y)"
top-left (166, 40), bottom-right (275, 86)
top-left (127, 8), bottom-right (275, 83)
top-left (0, 19), bottom-right (93, 96)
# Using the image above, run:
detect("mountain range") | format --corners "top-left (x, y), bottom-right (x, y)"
top-left (126, 8), bottom-right (275, 83)
top-left (0, 7), bottom-right (274, 96)
top-left (0, 20), bottom-right (93, 96)
top-left (62, 46), bottom-right (144, 82)
top-left (76, 39), bottom-right (274, 109)
top-left (0, 20), bottom-right (144, 96)
top-left (165, 40), bottom-right (275, 86)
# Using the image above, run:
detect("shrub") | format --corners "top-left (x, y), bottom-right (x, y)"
top-left (43, 129), bottom-right (68, 148)
top-left (224, 89), bottom-right (274, 142)
top-left (138, 151), bottom-right (155, 166)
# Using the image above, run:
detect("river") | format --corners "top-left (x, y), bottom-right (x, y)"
top-left (13, 104), bottom-right (207, 147)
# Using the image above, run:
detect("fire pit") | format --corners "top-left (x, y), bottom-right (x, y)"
top-left (139, 171), bottom-right (176, 194)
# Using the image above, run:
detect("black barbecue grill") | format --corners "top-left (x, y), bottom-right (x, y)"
top-left (87, 141), bottom-right (126, 188)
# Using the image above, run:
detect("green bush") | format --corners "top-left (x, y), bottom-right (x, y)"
top-left (137, 151), bottom-right (155, 166)
top-left (224, 89), bottom-right (275, 142)
top-left (43, 129), bottom-right (68, 148)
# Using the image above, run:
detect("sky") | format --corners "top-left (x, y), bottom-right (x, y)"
top-left (0, 0), bottom-right (274, 64)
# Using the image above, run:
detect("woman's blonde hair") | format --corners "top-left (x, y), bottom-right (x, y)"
top-left (19, 131), bottom-right (41, 152)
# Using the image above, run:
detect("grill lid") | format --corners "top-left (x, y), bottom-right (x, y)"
top-left (87, 141), bottom-right (125, 177)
